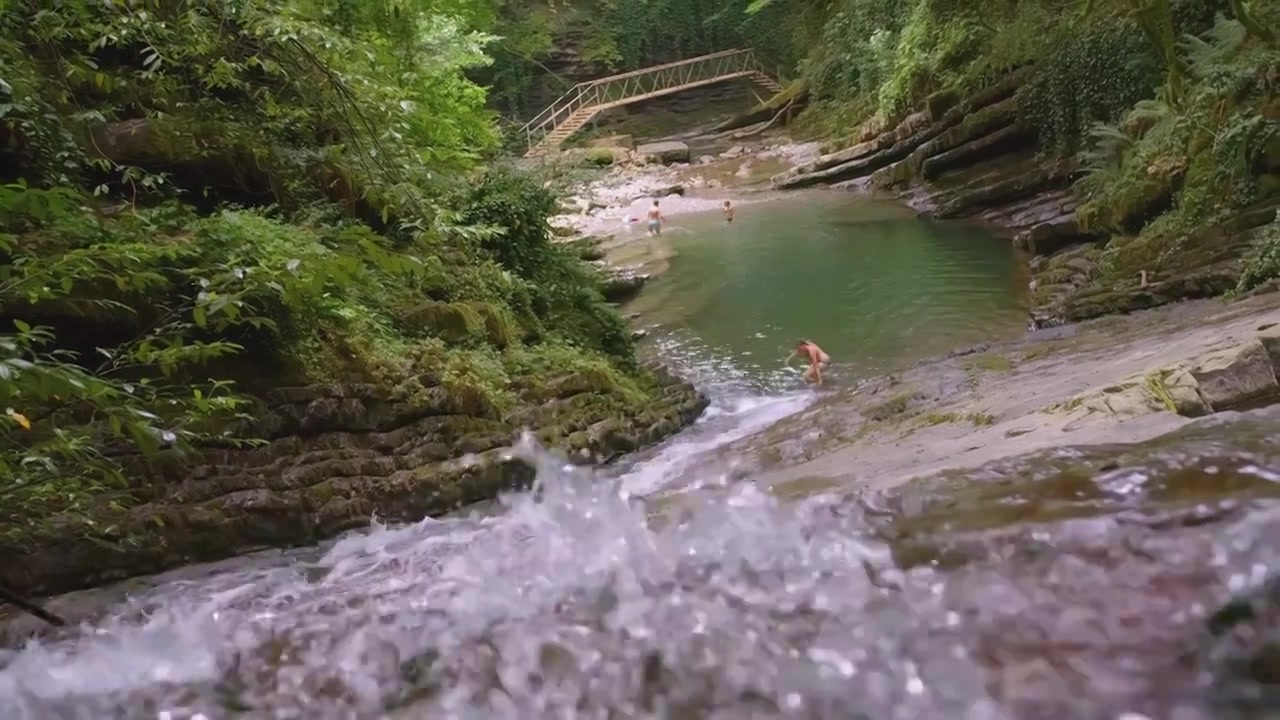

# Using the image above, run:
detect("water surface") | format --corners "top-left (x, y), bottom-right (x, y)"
top-left (626, 191), bottom-right (1029, 388)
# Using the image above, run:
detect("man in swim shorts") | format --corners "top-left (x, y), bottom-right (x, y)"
top-left (786, 339), bottom-right (831, 385)
top-left (723, 200), bottom-right (734, 224)
top-left (647, 199), bottom-right (665, 236)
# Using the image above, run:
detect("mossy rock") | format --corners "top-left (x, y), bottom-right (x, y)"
top-left (1037, 267), bottom-right (1081, 286)
top-left (1082, 169), bottom-right (1180, 234)
top-left (565, 235), bottom-right (608, 261)
top-left (470, 302), bottom-right (517, 348)
top-left (548, 368), bottom-right (619, 399)
top-left (441, 380), bottom-right (504, 418)
top-left (405, 301), bottom-right (514, 345)
top-left (925, 89), bottom-right (960, 121)
top-left (583, 148), bottom-right (621, 167)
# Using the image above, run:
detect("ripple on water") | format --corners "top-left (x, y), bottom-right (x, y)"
top-left (3, 408), bottom-right (1280, 719)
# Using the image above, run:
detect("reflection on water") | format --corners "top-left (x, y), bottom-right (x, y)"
top-left (3, 407), bottom-right (1280, 719)
top-left (626, 191), bottom-right (1029, 384)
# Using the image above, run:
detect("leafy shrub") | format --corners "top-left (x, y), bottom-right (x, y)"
top-left (1077, 16), bottom-right (1279, 277)
top-left (459, 166), bottom-right (635, 360)
top-left (584, 148), bottom-right (619, 167)
top-left (1236, 214), bottom-right (1280, 293)
top-left (0, 185), bottom-right (262, 537)
top-left (0, 0), bottom-right (670, 556)
top-left (1018, 21), bottom-right (1162, 155)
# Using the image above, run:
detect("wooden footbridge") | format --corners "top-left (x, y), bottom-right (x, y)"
top-left (519, 48), bottom-right (783, 158)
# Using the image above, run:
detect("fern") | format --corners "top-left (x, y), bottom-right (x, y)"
top-left (1081, 122), bottom-right (1137, 173)
top-left (1180, 15), bottom-right (1248, 72)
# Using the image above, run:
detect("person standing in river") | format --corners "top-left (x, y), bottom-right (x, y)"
top-left (723, 200), bottom-right (735, 224)
top-left (647, 199), bottom-right (665, 236)
top-left (786, 339), bottom-right (830, 386)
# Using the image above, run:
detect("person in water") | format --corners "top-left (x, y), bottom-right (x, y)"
top-left (647, 199), bottom-right (665, 236)
top-left (786, 339), bottom-right (831, 386)
top-left (723, 200), bottom-right (735, 224)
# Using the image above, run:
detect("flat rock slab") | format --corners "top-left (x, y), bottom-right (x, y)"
top-left (636, 141), bottom-right (690, 164)
top-left (1190, 339), bottom-right (1279, 411)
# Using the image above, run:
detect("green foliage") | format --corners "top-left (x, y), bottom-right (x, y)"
top-left (1076, 16), bottom-right (1279, 277)
top-left (0, 0), bottom-right (497, 219)
top-left (0, 184), bottom-right (261, 537)
top-left (799, 0), bottom-right (906, 124)
top-left (458, 166), bottom-right (635, 360)
top-left (0, 1), bottom-right (671, 545)
top-left (1237, 214), bottom-right (1280, 293)
top-left (1018, 21), bottom-right (1163, 154)
top-left (479, 0), bottom-right (800, 118)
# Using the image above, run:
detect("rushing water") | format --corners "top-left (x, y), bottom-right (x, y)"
top-left (3, 409), bottom-right (1280, 719)
top-left (624, 192), bottom-right (1030, 387)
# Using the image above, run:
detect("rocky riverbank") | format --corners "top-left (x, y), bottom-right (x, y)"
top-left (1, 363), bottom-right (708, 599)
top-left (543, 134), bottom-right (821, 299)
top-left (767, 72), bottom-right (1279, 329)
top-left (644, 291), bottom-right (1280, 501)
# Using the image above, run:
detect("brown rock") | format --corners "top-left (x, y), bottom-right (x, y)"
top-left (0, 367), bottom-right (710, 598)
top-left (1190, 340), bottom-right (1280, 412)
top-left (925, 89), bottom-right (960, 121)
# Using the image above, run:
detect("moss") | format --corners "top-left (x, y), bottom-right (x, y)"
top-left (404, 301), bottom-right (487, 344)
top-left (583, 148), bottom-right (619, 167)
top-left (917, 409), bottom-right (995, 428)
top-left (967, 412), bottom-right (996, 426)
top-left (1036, 267), bottom-right (1081, 286)
top-left (864, 390), bottom-right (920, 422)
top-left (471, 302), bottom-right (518, 348)
top-left (920, 411), bottom-right (961, 426)
top-left (963, 353), bottom-right (1013, 373)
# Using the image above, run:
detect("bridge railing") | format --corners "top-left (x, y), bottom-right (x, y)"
top-left (519, 48), bottom-right (771, 153)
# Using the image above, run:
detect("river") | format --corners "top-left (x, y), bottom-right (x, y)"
top-left (625, 191), bottom-right (1030, 387)
top-left (613, 192), bottom-right (1028, 497)
top-left (2, 196), bottom-right (1278, 719)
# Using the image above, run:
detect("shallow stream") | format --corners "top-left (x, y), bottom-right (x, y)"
top-left (2, 196), bottom-right (1278, 719)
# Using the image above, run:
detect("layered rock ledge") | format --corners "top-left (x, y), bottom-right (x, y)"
top-left (771, 72), bottom-right (1279, 328)
top-left (1, 366), bottom-right (707, 598)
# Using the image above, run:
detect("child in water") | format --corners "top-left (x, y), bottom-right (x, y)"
top-left (723, 200), bottom-right (734, 224)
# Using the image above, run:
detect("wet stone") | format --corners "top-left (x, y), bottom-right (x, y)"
top-left (1190, 339), bottom-right (1280, 411)
top-left (4, 406), bottom-right (1280, 718)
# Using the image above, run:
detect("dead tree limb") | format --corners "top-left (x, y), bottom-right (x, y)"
top-left (0, 583), bottom-right (66, 627)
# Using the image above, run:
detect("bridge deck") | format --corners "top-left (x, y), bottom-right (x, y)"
top-left (519, 49), bottom-right (782, 158)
